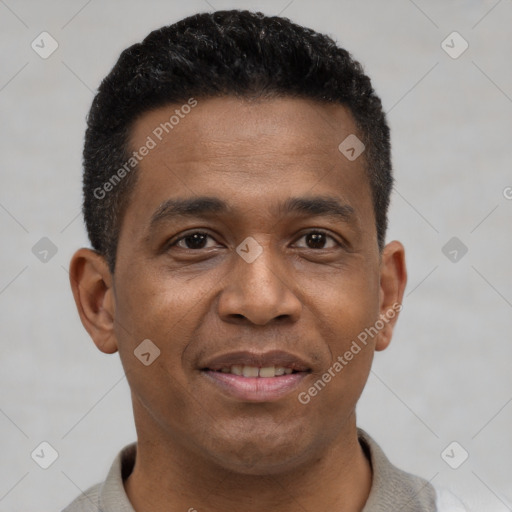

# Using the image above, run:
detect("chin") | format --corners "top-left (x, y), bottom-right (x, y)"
top-left (203, 432), bottom-right (315, 476)
top-left (214, 451), bottom-right (307, 476)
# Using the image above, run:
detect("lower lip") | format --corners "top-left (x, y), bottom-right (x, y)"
top-left (202, 370), bottom-right (308, 402)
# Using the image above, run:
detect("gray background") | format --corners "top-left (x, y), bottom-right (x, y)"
top-left (1, 0), bottom-right (511, 510)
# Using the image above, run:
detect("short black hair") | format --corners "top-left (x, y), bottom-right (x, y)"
top-left (83, 9), bottom-right (392, 273)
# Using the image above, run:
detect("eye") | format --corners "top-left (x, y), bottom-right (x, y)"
top-left (170, 231), bottom-right (219, 250)
top-left (294, 230), bottom-right (340, 250)
top-left (167, 230), bottom-right (341, 251)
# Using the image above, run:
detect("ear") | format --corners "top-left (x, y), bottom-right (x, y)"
top-left (375, 240), bottom-right (407, 352)
top-left (69, 248), bottom-right (118, 354)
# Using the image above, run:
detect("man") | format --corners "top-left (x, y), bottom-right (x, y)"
top-left (65, 9), bottom-right (467, 511)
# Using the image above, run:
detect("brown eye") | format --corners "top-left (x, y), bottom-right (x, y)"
top-left (174, 232), bottom-right (217, 250)
top-left (295, 231), bottom-right (339, 249)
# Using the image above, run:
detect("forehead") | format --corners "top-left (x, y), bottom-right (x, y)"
top-left (130, 96), bottom-right (361, 166)
top-left (122, 96), bottom-right (374, 236)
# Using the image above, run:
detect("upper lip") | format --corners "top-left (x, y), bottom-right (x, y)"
top-left (201, 350), bottom-right (311, 372)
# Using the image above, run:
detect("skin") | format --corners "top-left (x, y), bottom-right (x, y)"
top-left (69, 96), bottom-right (407, 512)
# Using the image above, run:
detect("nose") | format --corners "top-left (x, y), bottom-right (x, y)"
top-left (217, 240), bottom-right (302, 326)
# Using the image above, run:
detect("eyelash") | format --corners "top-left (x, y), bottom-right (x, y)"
top-left (168, 229), bottom-right (342, 250)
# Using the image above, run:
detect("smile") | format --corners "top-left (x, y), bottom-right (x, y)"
top-left (199, 350), bottom-right (312, 402)
top-left (213, 365), bottom-right (295, 377)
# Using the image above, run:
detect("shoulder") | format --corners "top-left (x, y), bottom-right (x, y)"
top-left (358, 428), bottom-right (437, 510)
top-left (61, 482), bottom-right (102, 511)
top-left (61, 442), bottom-right (137, 512)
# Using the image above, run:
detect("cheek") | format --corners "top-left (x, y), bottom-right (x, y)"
top-left (111, 270), bottom-right (190, 388)
top-left (306, 257), bottom-right (381, 340)
top-left (112, 265), bottom-right (219, 390)
top-left (111, 272), bottom-right (201, 434)
top-left (302, 260), bottom-right (380, 397)
top-left (114, 266), bottom-right (206, 341)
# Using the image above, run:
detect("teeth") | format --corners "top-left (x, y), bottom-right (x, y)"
top-left (231, 365), bottom-right (243, 376)
top-left (242, 366), bottom-right (259, 377)
top-left (216, 365), bottom-right (295, 377)
top-left (259, 366), bottom-right (276, 378)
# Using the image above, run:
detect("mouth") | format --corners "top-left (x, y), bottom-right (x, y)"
top-left (200, 350), bottom-right (311, 402)
top-left (208, 365), bottom-right (298, 377)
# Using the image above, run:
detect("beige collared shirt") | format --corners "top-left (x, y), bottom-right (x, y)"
top-left (62, 428), bottom-right (467, 511)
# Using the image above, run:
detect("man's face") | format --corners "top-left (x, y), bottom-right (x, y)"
top-left (107, 97), bottom-right (393, 473)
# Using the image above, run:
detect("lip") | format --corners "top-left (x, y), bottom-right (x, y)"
top-left (200, 350), bottom-right (311, 372)
top-left (202, 370), bottom-right (309, 402)
top-left (199, 350), bottom-right (312, 403)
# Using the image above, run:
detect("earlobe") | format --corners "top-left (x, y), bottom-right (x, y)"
top-left (375, 241), bottom-right (407, 352)
top-left (69, 248), bottom-right (118, 354)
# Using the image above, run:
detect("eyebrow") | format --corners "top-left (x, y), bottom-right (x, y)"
top-left (148, 195), bottom-right (356, 231)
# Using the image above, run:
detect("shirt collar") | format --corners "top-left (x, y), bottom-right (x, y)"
top-left (97, 428), bottom-right (435, 511)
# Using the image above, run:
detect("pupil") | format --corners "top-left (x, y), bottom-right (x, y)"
top-left (186, 233), bottom-right (207, 249)
top-left (307, 232), bottom-right (325, 249)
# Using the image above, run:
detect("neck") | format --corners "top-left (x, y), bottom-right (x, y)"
top-left (124, 413), bottom-right (372, 512)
